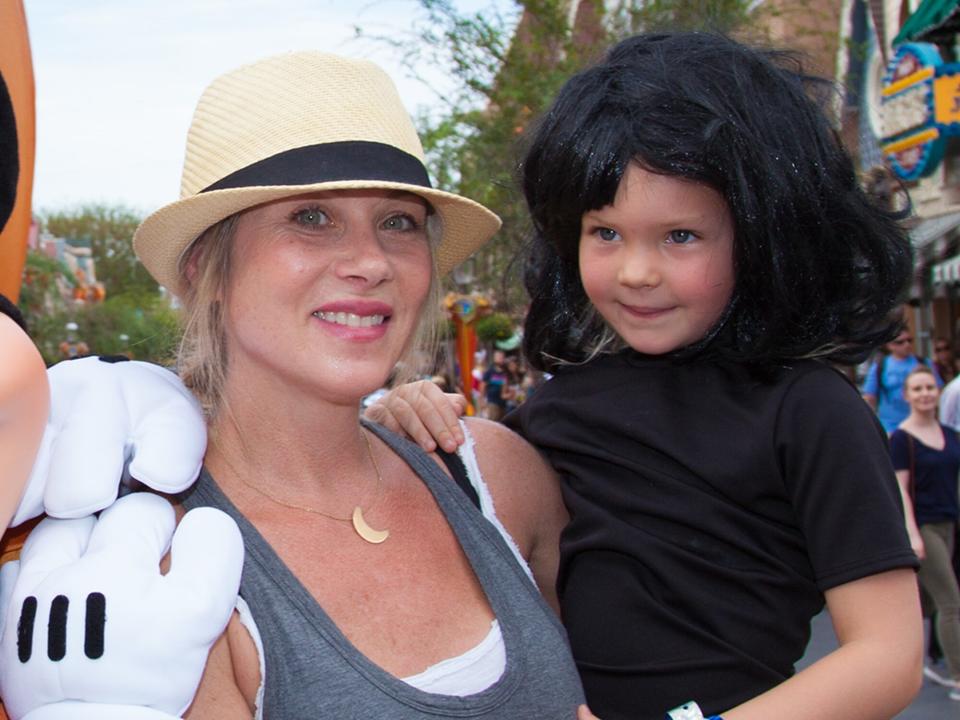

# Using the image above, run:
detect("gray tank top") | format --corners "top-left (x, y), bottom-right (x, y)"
top-left (181, 422), bottom-right (584, 719)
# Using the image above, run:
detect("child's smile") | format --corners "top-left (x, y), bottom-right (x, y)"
top-left (578, 163), bottom-right (735, 356)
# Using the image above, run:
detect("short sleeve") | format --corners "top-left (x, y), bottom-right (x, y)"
top-left (888, 429), bottom-right (910, 471)
top-left (775, 367), bottom-right (915, 591)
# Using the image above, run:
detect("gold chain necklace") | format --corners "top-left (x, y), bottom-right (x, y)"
top-left (230, 428), bottom-right (389, 544)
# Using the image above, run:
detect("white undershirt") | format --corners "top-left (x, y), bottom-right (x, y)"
top-left (401, 619), bottom-right (505, 694)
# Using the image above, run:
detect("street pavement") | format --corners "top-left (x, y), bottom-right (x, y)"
top-left (798, 611), bottom-right (955, 718)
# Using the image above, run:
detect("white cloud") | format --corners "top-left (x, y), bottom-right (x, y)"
top-left (22, 0), bottom-right (516, 213)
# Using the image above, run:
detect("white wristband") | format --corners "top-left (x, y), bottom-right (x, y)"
top-left (665, 701), bottom-right (724, 720)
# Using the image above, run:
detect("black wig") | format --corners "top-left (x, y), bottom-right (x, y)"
top-left (520, 32), bottom-right (912, 371)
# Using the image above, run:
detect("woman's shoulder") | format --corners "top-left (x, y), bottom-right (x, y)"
top-left (461, 416), bottom-right (551, 477)
top-left (460, 417), bottom-right (563, 543)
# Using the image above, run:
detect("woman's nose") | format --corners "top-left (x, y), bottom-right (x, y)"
top-left (335, 225), bottom-right (392, 285)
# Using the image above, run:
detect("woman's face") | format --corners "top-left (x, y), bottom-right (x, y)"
top-left (221, 189), bottom-right (433, 404)
top-left (903, 371), bottom-right (939, 413)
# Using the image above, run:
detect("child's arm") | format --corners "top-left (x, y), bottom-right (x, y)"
top-left (364, 380), bottom-right (467, 453)
top-left (719, 568), bottom-right (921, 720)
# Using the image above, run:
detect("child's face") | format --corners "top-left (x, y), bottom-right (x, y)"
top-left (579, 164), bottom-right (735, 356)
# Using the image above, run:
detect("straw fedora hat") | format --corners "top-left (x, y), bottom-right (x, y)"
top-left (133, 51), bottom-right (501, 297)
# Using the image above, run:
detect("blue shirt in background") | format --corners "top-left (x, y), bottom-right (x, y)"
top-left (861, 355), bottom-right (942, 432)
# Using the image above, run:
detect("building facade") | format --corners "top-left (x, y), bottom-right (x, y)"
top-left (848, 0), bottom-right (960, 356)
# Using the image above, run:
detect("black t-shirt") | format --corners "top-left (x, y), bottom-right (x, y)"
top-left (505, 351), bottom-right (916, 720)
top-left (889, 425), bottom-right (960, 525)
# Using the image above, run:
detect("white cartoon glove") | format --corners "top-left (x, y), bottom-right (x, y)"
top-left (11, 357), bottom-right (207, 527)
top-left (0, 492), bottom-right (243, 719)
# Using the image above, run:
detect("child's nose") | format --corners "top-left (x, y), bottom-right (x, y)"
top-left (618, 246), bottom-right (661, 289)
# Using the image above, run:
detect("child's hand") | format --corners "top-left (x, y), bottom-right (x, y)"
top-left (364, 381), bottom-right (467, 453)
top-left (577, 704), bottom-right (602, 719)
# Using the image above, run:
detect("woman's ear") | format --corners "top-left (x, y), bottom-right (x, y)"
top-left (183, 244), bottom-right (226, 302)
top-left (183, 245), bottom-right (201, 287)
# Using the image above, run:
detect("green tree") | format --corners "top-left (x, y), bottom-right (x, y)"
top-left (17, 249), bottom-right (77, 346)
top-left (476, 311), bottom-right (516, 344)
top-left (22, 204), bottom-right (180, 365)
top-left (613, 0), bottom-right (753, 35)
top-left (39, 204), bottom-right (157, 297)
top-left (23, 292), bottom-right (179, 366)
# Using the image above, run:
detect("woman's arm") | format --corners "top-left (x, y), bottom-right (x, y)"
top-left (459, 417), bottom-right (567, 613)
top-left (894, 468), bottom-right (925, 560)
top-left (719, 568), bottom-right (922, 720)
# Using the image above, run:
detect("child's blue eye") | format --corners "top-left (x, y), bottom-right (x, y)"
top-left (668, 229), bottom-right (695, 244)
top-left (597, 227), bottom-right (620, 242)
top-left (292, 207), bottom-right (329, 227)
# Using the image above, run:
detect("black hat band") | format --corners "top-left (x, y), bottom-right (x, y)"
top-left (201, 141), bottom-right (432, 193)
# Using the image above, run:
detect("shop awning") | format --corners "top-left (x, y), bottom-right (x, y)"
top-left (894, 0), bottom-right (960, 45)
top-left (933, 254), bottom-right (960, 283)
top-left (910, 210), bottom-right (960, 249)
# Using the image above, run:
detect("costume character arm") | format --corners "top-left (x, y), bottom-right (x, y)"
top-left (13, 357), bottom-right (207, 526)
top-left (0, 315), bottom-right (48, 530)
top-left (0, 493), bottom-right (243, 719)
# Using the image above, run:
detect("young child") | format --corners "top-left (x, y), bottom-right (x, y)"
top-left (370, 32), bottom-right (922, 720)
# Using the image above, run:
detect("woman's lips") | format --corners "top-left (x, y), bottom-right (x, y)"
top-left (311, 301), bottom-right (393, 340)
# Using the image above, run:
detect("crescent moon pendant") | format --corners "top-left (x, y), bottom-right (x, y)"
top-left (352, 507), bottom-right (389, 544)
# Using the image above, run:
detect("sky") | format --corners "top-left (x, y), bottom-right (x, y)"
top-left (22, 0), bottom-right (515, 214)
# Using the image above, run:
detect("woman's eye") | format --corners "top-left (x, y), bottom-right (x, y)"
top-left (597, 227), bottom-right (619, 242)
top-left (382, 213), bottom-right (419, 232)
top-left (292, 207), bottom-right (329, 227)
top-left (668, 229), bottom-right (695, 244)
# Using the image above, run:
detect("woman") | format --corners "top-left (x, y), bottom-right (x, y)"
top-left (890, 365), bottom-right (960, 699)
top-left (130, 51), bottom-right (583, 718)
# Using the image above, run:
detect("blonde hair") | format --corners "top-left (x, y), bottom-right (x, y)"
top-left (174, 205), bottom-right (443, 418)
